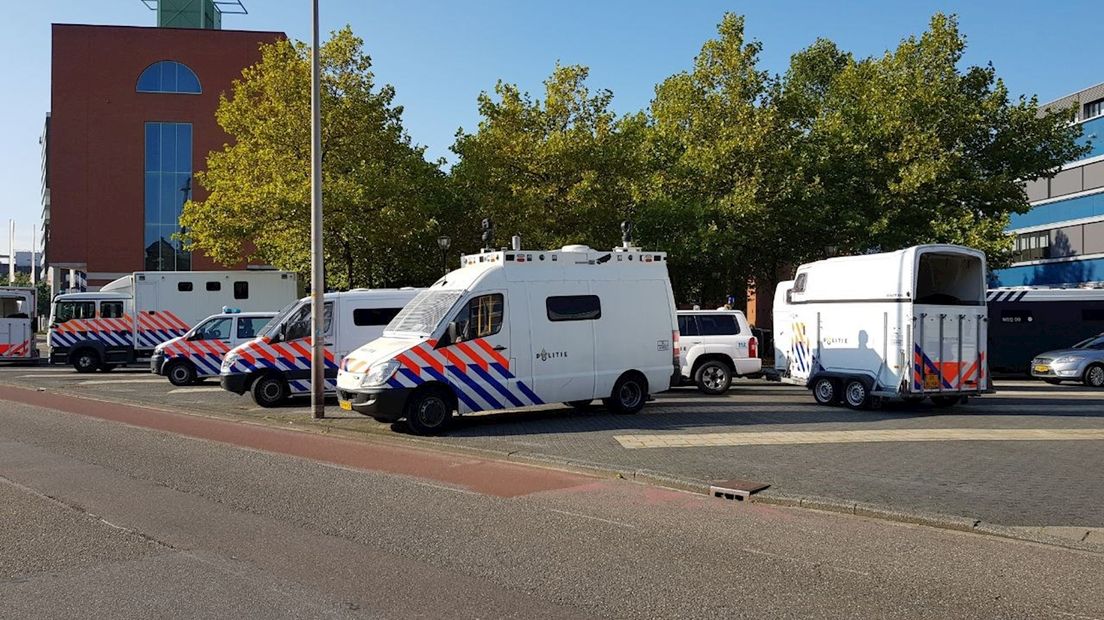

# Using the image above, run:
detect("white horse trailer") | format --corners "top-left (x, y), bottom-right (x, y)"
top-left (773, 245), bottom-right (991, 408)
top-left (0, 287), bottom-right (37, 362)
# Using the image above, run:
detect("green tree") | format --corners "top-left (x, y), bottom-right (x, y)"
top-left (450, 64), bottom-right (646, 253)
top-left (181, 27), bottom-right (451, 288)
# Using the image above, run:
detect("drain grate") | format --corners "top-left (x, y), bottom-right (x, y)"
top-left (710, 479), bottom-right (770, 501)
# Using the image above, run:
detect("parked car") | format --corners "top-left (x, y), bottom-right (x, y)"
top-left (151, 310), bottom-right (276, 386)
top-left (676, 310), bottom-right (761, 394)
top-left (1030, 333), bottom-right (1104, 387)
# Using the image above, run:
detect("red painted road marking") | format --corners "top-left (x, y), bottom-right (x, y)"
top-left (0, 386), bottom-right (591, 498)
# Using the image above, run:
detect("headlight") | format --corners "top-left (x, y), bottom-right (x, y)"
top-left (362, 360), bottom-right (399, 387)
top-left (221, 352), bottom-right (240, 372)
top-left (1052, 356), bottom-right (1082, 365)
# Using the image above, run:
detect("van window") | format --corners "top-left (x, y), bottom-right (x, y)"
top-left (283, 302), bottom-right (333, 341)
top-left (546, 295), bottom-right (601, 321)
top-left (55, 301), bottom-right (96, 323)
top-left (100, 301), bottom-right (125, 318)
top-left (698, 314), bottom-right (740, 335)
top-left (194, 317), bottom-right (231, 340)
top-left (206, 281), bottom-right (221, 291)
top-left (454, 293), bottom-right (503, 341)
top-left (793, 274), bottom-right (807, 293)
top-left (178, 282), bottom-right (193, 292)
top-left (1001, 309), bottom-right (1033, 323)
top-left (353, 307), bottom-right (403, 326)
top-left (236, 317), bottom-right (270, 339)
top-left (677, 315), bottom-right (699, 336)
top-left (233, 281), bottom-right (249, 299)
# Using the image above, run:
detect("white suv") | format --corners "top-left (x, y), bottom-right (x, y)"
top-left (677, 310), bottom-right (761, 394)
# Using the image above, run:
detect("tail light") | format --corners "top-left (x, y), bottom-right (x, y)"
top-left (672, 329), bottom-right (680, 366)
top-left (748, 336), bottom-right (758, 359)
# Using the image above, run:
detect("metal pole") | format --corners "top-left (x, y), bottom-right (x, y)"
top-left (309, 0), bottom-right (325, 419)
top-left (30, 224), bottom-right (36, 287)
top-left (8, 220), bottom-right (15, 283)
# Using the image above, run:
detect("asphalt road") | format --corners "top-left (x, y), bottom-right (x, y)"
top-left (1, 364), bottom-right (1102, 533)
top-left (2, 393), bottom-right (1103, 619)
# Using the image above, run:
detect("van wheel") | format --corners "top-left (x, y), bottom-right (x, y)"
top-left (843, 379), bottom-right (869, 410)
top-left (1083, 364), bottom-right (1104, 388)
top-left (604, 373), bottom-right (648, 415)
top-left (694, 360), bottom-right (732, 395)
top-left (251, 375), bottom-right (289, 408)
top-left (405, 387), bottom-right (453, 435)
top-left (73, 349), bottom-right (100, 373)
top-left (931, 395), bottom-right (961, 408)
top-left (166, 361), bottom-right (197, 386)
top-left (812, 377), bottom-right (838, 406)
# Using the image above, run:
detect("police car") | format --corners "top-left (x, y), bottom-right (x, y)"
top-left (152, 309), bottom-right (276, 386)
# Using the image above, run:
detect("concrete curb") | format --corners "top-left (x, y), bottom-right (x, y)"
top-left (4, 378), bottom-right (1102, 555)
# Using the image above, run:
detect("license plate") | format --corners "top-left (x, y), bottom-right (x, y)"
top-left (1033, 364), bottom-right (1050, 374)
top-left (339, 400), bottom-right (352, 411)
top-left (923, 374), bottom-right (940, 389)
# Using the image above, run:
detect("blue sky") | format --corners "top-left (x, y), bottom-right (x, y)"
top-left (2, 0), bottom-right (1100, 251)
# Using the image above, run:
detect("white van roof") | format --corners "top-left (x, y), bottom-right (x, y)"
top-left (443, 245), bottom-right (669, 290)
top-left (792, 244), bottom-right (986, 304)
top-left (293, 288), bottom-right (422, 304)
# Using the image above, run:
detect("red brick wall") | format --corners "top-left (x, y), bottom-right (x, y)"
top-left (49, 24), bottom-right (283, 273)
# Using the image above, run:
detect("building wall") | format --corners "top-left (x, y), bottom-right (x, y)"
top-left (48, 24), bottom-right (282, 286)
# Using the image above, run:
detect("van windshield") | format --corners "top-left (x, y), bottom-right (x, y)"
top-left (257, 300), bottom-right (301, 339)
top-left (384, 290), bottom-right (464, 337)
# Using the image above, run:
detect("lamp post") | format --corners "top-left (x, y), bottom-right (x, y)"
top-left (309, 0), bottom-right (325, 419)
top-left (437, 235), bottom-right (451, 276)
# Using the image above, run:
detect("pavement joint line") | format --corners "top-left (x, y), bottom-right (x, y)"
top-left (612, 428), bottom-right (1104, 448)
top-left (1, 379), bottom-right (1102, 555)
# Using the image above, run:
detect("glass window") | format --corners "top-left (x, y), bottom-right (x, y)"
top-left (793, 273), bottom-right (807, 293)
top-left (677, 315), bottom-right (699, 336)
top-left (1086, 98), bottom-right (1104, 120)
top-left (144, 122), bottom-right (192, 271)
top-left (193, 317), bottom-right (231, 340)
top-left (136, 61), bottom-right (202, 94)
top-left (54, 301), bottom-right (96, 323)
top-left (353, 307), bottom-right (403, 326)
top-left (453, 294), bottom-right (503, 341)
top-left (546, 295), bottom-right (601, 321)
top-left (697, 314), bottom-right (741, 335)
top-left (283, 302), bottom-right (332, 341)
top-left (233, 281), bottom-right (249, 299)
top-left (100, 301), bottom-right (124, 318)
top-left (236, 317), bottom-right (271, 340)
top-left (178, 282), bottom-right (193, 292)
top-left (206, 281), bottom-right (221, 291)
top-left (1074, 335), bottom-right (1104, 350)
top-left (385, 290), bottom-right (464, 336)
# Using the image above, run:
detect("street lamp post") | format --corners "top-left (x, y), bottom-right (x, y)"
top-left (309, 0), bottom-right (325, 419)
top-left (437, 235), bottom-right (451, 276)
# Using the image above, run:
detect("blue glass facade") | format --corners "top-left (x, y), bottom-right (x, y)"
top-left (136, 61), bottom-right (201, 94)
top-left (1076, 115), bottom-right (1104, 159)
top-left (1008, 191), bottom-right (1104, 229)
top-left (991, 255), bottom-right (1103, 287)
top-left (144, 122), bottom-right (192, 271)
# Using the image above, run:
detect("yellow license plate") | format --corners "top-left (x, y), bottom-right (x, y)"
top-left (1034, 364), bottom-right (1050, 374)
top-left (923, 374), bottom-right (940, 389)
top-left (339, 400), bottom-right (352, 411)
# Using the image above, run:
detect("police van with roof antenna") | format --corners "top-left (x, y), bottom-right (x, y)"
top-left (336, 221), bottom-right (680, 435)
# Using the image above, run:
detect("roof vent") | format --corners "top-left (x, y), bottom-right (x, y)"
top-left (561, 244), bottom-right (591, 252)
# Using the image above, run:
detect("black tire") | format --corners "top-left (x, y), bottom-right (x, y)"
top-left (694, 360), bottom-right (732, 395)
top-left (565, 400), bottom-right (595, 410)
top-left (843, 379), bottom-right (869, 410)
top-left (72, 349), bottom-right (100, 374)
top-left (251, 374), bottom-right (289, 408)
top-left (1044, 379), bottom-right (1063, 385)
top-left (604, 373), bottom-right (648, 415)
top-left (166, 361), bottom-right (197, 387)
top-left (405, 387), bottom-right (454, 436)
top-left (1083, 364), bottom-right (1104, 388)
top-left (811, 377), bottom-right (838, 406)
top-left (931, 395), bottom-right (960, 408)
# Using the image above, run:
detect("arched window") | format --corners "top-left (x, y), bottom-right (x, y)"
top-left (137, 61), bottom-right (201, 94)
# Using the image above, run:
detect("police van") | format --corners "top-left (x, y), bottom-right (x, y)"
top-left (336, 240), bottom-right (680, 435)
top-left (151, 310), bottom-right (276, 386)
top-left (219, 288), bottom-right (421, 407)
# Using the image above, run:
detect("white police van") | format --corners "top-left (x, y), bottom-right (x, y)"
top-left (220, 289), bottom-right (421, 407)
top-left (151, 310), bottom-right (276, 386)
top-left (336, 238), bottom-right (679, 435)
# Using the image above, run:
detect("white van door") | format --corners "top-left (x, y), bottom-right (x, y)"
top-left (527, 284), bottom-right (597, 403)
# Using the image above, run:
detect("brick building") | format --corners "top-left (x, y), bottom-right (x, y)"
top-left (41, 3), bottom-right (282, 293)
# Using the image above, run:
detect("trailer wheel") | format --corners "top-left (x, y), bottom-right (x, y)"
top-left (166, 361), bottom-right (197, 387)
top-left (604, 372), bottom-right (648, 415)
top-left (1083, 364), bottom-right (1104, 388)
top-left (811, 377), bottom-right (838, 406)
top-left (404, 387), bottom-right (453, 436)
top-left (843, 379), bottom-right (869, 410)
top-left (72, 349), bottom-right (100, 374)
top-left (251, 374), bottom-right (289, 408)
top-left (694, 360), bottom-right (732, 395)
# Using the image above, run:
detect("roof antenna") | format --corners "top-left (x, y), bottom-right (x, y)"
top-left (481, 218), bottom-right (494, 252)
top-left (621, 220), bottom-right (634, 249)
